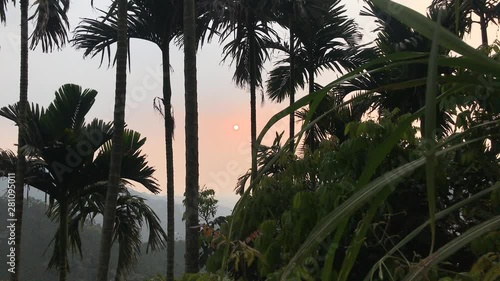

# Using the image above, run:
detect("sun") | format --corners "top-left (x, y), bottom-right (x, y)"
top-left (233, 124), bottom-right (239, 131)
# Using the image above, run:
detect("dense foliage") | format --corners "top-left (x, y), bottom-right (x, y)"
top-left (1, 0), bottom-right (500, 280)
top-left (185, 0), bottom-right (500, 280)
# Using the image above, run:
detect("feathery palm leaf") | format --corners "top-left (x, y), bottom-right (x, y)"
top-left (29, 0), bottom-right (70, 52)
top-left (0, 149), bottom-right (16, 177)
top-left (112, 194), bottom-right (167, 278)
top-left (266, 0), bottom-right (369, 103)
top-left (0, 0), bottom-right (13, 23)
top-left (93, 129), bottom-right (159, 194)
top-left (72, 1), bottom-right (167, 66)
top-left (221, 21), bottom-right (277, 87)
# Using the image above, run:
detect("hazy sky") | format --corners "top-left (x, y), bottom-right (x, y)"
top-left (0, 0), bottom-right (492, 208)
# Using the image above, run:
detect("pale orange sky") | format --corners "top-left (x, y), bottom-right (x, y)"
top-left (0, 0), bottom-right (496, 208)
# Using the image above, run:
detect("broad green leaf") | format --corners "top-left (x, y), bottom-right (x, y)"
top-left (279, 138), bottom-right (484, 280)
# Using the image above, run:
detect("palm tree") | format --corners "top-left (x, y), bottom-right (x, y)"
top-left (270, 0), bottom-right (333, 151)
top-left (184, 0), bottom-right (199, 273)
top-left (217, 0), bottom-right (278, 189)
top-left (73, 1), bottom-right (217, 278)
top-left (1, 1), bottom-right (70, 280)
top-left (295, 86), bottom-right (373, 146)
top-left (93, 0), bottom-right (129, 278)
top-left (61, 189), bottom-right (167, 281)
top-left (267, 0), bottom-right (368, 150)
top-left (431, 0), bottom-right (499, 46)
top-left (73, 1), bottom-right (182, 278)
top-left (8, 1), bottom-right (27, 279)
top-left (361, 0), bottom-right (471, 136)
top-left (0, 169), bottom-right (166, 281)
top-left (42, 189), bottom-right (166, 281)
top-left (0, 84), bottom-right (163, 281)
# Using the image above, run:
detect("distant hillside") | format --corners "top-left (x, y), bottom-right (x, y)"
top-left (20, 187), bottom-right (233, 240)
top-left (0, 196), bottom-right (185, 281)
top-left (0, 180), bottom-right (233, 280)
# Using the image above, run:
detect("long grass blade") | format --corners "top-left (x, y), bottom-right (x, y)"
top-left (337, 189), bottom-right (392, 281)
top-left (256, 52), bottom-right (429, 147)
top-left (279, 138), bottom-right (482, 280)
top-left (320, 219), bottom-right (348, 281)
top-left (424, 11), bottom-right (441, 254)
top-left (370, 0), bottom-right (500, 76)
top-left (402, 215), bottom-right (500, 281)
top-left (364, 182), bottom-right (500, 281)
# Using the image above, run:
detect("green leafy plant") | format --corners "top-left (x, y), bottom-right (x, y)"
top-left (212, 1), bottom-right (500, 280)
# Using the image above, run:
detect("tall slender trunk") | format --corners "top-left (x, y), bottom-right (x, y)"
top-left (307, 56), bottom-right (317, 188)
top-left (249, 16), bottom-right (258, 187)
top-left (10, 0), bottom-right (28, 280)
top-left (162, 44), bottom-right (175, 281)
top-left (184, 0), bottom-right (199, 273)
top-left (58, 199), bottom-right (68, 281)
top-left (307, 55), bottom-right (315, 152)
top-left (479, 11), bottom-right (488, 47)
top-left (96, 0), bottom-right (128, 279)
top-left (289, 21), bottom-right (295, 151)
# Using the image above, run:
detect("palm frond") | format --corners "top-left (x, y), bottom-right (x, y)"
top-left (29, 0), bottom-right (70, 52)
top-left (73, 0), bottom-right (187, 67)
top-left (94, 129), bottom-right (159, 193)
top-left (218, 0), bottom-right (278, 88)
top-left (0, 149), bottom-right (16, 177)
top-left (46, 212), bottom-right (83, 272)
top-left (0, 0), bottom-right (14, 23)
top-left (114, 194), bottom-right (167, 277)
top-left (44, 84), bottom-right (97, 134)
top-left (235, 132), bottom-right (293, 194)
top-left (266, 62), bottom-right (306, 102)
top-left (73, 1), bottom-right (158, 65)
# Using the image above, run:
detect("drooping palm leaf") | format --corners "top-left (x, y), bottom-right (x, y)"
top-left (221, 21), bottom-right (277, 88)
top-left (0, 149), bottom-right (16, 177)
top-left (93, 129), bottom-right (159, 194)
top-left (0, 0), bottom-right (13, 23)
top-left (265, 44), bottom-right (308, 102)
top-left (29, 0), bottom-right (70, 52)
top-left (111, 193), bottom-right (167, 278)
top-left (72, 1), bottom-right (163, 66)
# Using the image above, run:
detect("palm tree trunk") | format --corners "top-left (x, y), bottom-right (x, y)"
top-left (58, 199), bottom-right (68, 281)
top-left (96, 0), bottom-right (128, 279)
top-left (289, 21), bottom-right (295, 151)
top-left (249, 16), bottom-right (258, 186)
top-left (10, 0), bottom-right (28, 280)
top-left (183, 0), bottom-right (199, 273)
top-left (307, 58), bottom-right (317, 188)
top-left (479, 11), bottom-right (488, 46)
top-left (162, 44), bottom-right (175, 281)
top-left (307, 58), bottom-right (315, 152)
